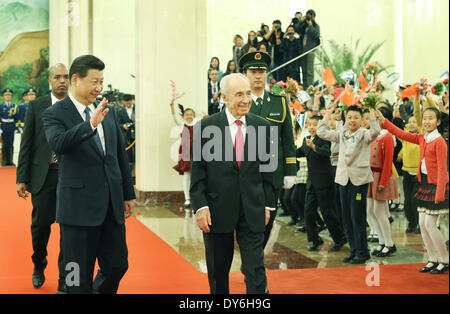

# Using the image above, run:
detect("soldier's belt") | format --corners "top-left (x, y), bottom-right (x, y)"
top-left (1, 119), bottom-right (14, 123)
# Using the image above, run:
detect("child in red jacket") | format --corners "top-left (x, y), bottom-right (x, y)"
top-left (377, 107), bottom-right (449, 274)
top-left (367, 107), bottom-right (398, 258)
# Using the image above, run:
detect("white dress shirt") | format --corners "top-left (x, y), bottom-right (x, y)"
top-left (69, 93), bottom-right (106, 155)
top-left (420, 129), bottom-right (441, 175)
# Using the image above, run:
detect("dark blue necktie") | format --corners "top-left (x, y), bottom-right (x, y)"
top-left (84, 107), bottom-right (105, 156)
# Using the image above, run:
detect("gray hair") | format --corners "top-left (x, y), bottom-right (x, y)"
top-left (220, 73), bottom-right (250, 96)
top-left (49, 63), bottom-right (68, 78)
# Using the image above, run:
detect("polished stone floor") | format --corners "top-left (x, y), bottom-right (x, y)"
top-left (135, 201), bottom-right (449, 273)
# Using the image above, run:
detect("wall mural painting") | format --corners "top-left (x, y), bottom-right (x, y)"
top-left (0, 0), bottom-right (49, 104)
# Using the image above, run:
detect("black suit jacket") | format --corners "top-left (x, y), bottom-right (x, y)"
top-left (16, 94), bottom-right (54, 194)
top-left (190, 111), bottom-right (276, 234)
top-left (208, 82), bottom-right (220, 116)
top-left (117, 105), bottom-right (135, 143)
top-left (42, 96), bottom-right (135, 227)
top-left (296, 136), bottom-right (333, 190)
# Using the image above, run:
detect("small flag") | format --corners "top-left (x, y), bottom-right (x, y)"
top-left (339, 69), bottom-right (356, 82)
top-left (358, 72), bottom-right (369, 91)
top-left (297, 112), bottom-right (307, 129)
top-left (401, 84), bottom-right (419, 100)
top-left (440, 70), bottom-right (449, 80)
top-left (323, 67), bottom-right (337, 89)
top-left (341, 89), bottom-right (355, 108)
top-left (296, 91), bottom-right (311, 104)
top-left (387, 72), bottom-right (401, 85)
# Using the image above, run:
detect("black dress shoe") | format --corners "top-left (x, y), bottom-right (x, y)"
top-left (32, 258), bottom-right (48, 289)
top-left (56, 278), bottom-right (67, 294)
top-left (330, 239), bottom-right (347, 252)
top-left (307, 238), bottom-right (324, 251)
top-left (429, 263), bottom-right (449, 274)
top-left (377, 245), bottom-right (397, 257)
top-left (343, 255), bottom-right (355, 263)
top-left (32, 270), bottom-right (45, 289)
top-left (371, 245), bottom-right (385, 257)
top-left (419, 261), bottom-right (439, 273)
top-left (350, 255), bottom-right (370, 264)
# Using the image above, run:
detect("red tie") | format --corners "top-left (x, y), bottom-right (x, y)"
top-left (235, 120), bottom-right (244, 168)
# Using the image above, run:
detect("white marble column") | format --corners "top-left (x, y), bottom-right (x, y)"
top-left (135, 0), bottom-right (210, 196)
top-left (49, 0), bottom-right (91, 67)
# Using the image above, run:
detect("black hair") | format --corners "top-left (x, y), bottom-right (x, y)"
top-left (423, 107), bottom-right (441, 121)
top-left (423, 107), bottom-right (446, 134)
top-left (378, 106), bottom-right (393, 122)
top-left (210, 57), bottom-right (220, 70)
top-left (346, 105), bottom-right (363, 116)
top-left (273, 20), bottom-right (282, 25)
top-left (306, 9), bottom-right (316, 18)
top-left (309, 115), bottom-right (322, 121)
top-left (69, 55), bottom-right (105, 83)
top-left (224, 60), bottom-right (237, 76)
top-left (122, 94), bottom-right (133, 102)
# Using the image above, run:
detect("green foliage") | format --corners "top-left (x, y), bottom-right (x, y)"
top-left (0, 63), bottom-right (33, 104)
top-left (0, 46), bottom-right (50, 103)
top-left (316, 39), bottom-right (393, 84)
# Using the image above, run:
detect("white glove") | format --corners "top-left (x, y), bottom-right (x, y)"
top-left (283, 176), bottom-right (296, 190)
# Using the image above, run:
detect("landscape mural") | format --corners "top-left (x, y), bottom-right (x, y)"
top-left (0, 0), bottom-right (49, 104)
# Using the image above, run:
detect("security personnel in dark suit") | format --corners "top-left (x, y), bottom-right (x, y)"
top-left (296, 116), bottom-right (346, 251)
top-left (42, 55), bottom-right (135, 294)
top-left (16, 64), bottom-right (69, 292)
top-left (191, 73), bottom-right (276, 294)
top-left (0, 88), bottom-right (18, 167)
top-left (117, 94), bottom-right (135, 171)
top-left (239, 52), bottom-right (297, 248)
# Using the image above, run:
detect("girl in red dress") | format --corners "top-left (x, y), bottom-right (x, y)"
top-left (170, 101), bottom-right (199, 210)
top-left (377, 107), bottom-right (449, 274)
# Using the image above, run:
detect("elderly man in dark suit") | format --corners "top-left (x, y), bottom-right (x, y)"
top-left (17, 64), bottom-right (69, 292)
top-left (42, 55), bottom-right (135, 294)
top-left (190, 73), bottom-right (276, 294)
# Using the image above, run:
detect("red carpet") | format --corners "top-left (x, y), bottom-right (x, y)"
top-left (0, 167), bottom-right (448, 294)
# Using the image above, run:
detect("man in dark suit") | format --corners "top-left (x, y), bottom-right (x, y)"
top-left (296, 116), bottom-right (345, 251)
top-left (190, 73), bottom-right (276, 294)
top-left (42, 55), bottom-right (135, 294)
top-left (208, 69), bottom-right (221, 115)
top-left (17, 64), bottom-right (69, 292)
top-left (117, 94), bottom-right (135, 171)
top-left (239, 52), bottom-right (297, 248)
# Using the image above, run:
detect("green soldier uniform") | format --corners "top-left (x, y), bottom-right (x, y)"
top-left (239, 52), bottom-right (297, 247)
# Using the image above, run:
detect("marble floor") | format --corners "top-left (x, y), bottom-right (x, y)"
top-left (135, 201), bottom-right (449, 273)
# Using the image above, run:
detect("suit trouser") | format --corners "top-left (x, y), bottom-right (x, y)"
top-left (30, 167), bottom-right (64, 279)
top-left (60, 206), bottom-right (128, 294)
top-left (304, 184), bottom-right (345, 244)
top-left (263, 188), bottom-right (281, 248)
top-left (203, 208), bottom-right (266, 294)
top-left (403, 172), bottom-right (419, 228)
top-left (339, 181), bottom-right (370, 258)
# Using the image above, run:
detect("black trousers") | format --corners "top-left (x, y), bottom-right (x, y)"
top-left (30, 167), bottom-right (64, 279)
top-left (263, 188), bottom-right (281, 248)
top-left (403, 172), bottom-right (419, 228)
top-left (304, 183), bottom-right (345, 244)
top-left (61, 205), bottom-right (128, 294)
top-left (203, 206), bottom-right (266, 294)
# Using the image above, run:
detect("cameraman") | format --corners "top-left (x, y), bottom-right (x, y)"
top-left (301, 9), bottom-right (321, 88)
top-left (117, 94), bottom-right (135, 171)
top-left (280, 25), bottom-right (302, 83)
top-left (264, 20), bottom-right (284, 81)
